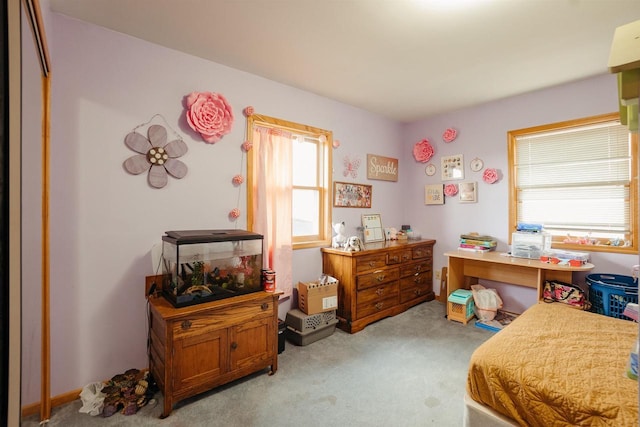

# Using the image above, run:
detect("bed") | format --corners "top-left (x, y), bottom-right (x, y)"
top-left (465, 302), bottom-right (638, 426)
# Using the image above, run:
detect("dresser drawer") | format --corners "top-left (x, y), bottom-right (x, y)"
top-left (399, 272), bottom-right (432, 303)
top-left (386, 250), bottom-right (412, 265)
top-left (357, 282), bottom-right (399, 318)
top-left (356, 267), bottom-right (399, 290)
top-left (356, 254), bottom-right (388, 273)
top-left (412, 245), bottom-right (433, 260)
top-left (399, 260), bottom-right (432, 277)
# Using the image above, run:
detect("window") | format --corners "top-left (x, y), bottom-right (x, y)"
top-left (247, 115), bottom-right (332, 249)
top-left (508, 113), bottom-right (638, 254)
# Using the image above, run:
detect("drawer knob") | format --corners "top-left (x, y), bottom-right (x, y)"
top-left (414, 289), bottom-right (421, 296)
top-left (181, 320), bottom-right (192, 330)
top-left (403, 254), bottom-right (410, 261)
top-left (390, 256), bottom-right (399, 262)
top-left (231, 342), bottom-right (238, 350)
top-left (376, 275), bottom-right (386, 282)
top-left (414, 277), bottom-right (422, 284)
top-left (369, 261), bottom-right (376, 267)
top-left (375, 302), bottom-right (384, 310)
top-left (414, 266), bottom-right (422, 272)
top-left (261, 303), bottom-right (269, 310)
top-left (376, 288), bottom-right (384, 296)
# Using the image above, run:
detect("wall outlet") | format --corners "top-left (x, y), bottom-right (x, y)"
top-left (435, 270), bottom-right (441, 280)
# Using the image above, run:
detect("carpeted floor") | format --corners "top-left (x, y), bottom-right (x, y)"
top-left (22, 300), bottom-right (493, 427)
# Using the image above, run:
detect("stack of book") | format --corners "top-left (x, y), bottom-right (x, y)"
top-left (459, 234), bottom-right (497, 253)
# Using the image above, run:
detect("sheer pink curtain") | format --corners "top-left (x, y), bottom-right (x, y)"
top-left (252, 126), bottom-right (293, 297)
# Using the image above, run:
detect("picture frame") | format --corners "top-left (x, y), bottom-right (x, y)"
top-left (333, 181), bottom-right (372, 208)
top-left (361, 214), bottom-right (385, 243)
top-left (441, 154), bottom-right (464, 181)
top-left (459, 181), bottom-right (477, 203)
top-left (425, 184), bottom-right (444, 205)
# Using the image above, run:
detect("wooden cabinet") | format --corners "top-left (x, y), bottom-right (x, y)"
top-left (148, 292), bottom-right (279, 418)
top-left (321, 239), bottom-right (436, 333)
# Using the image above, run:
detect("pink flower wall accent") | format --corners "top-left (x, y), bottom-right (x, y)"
top-left (243, 106), bottom-right (254, 117)
top-left (483, 168), bottom-right (498, 184)
top-left (185, 91), bottom-right (234, 143)
top-left (442, 128), bottom-right (458, 143)
top-left (232, 174), bottom-right (244, 185)
top-left (413, 139), bottom-right (434, 163)
top-left (229, 208), bottom-right (241, 219)
top-left (444, 184), bottom-right (458, 197)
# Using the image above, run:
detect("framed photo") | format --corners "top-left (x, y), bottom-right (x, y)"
top-left (425, 184), bottom-right (444, 205)
top-left (362, 214), bottom-right (385, 243)
top-left (333, 181), bottom-right (372, 208)
top-left (459, 181), bottom-right (477, 203)
top-left (441, 154), bottom-right (464, 181)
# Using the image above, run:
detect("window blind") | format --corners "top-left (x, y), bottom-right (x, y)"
top-left (514, 120), bottom-right (631, 239)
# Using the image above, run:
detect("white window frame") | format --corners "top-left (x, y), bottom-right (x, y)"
top-left (508, 113), bottom-right (638, 254)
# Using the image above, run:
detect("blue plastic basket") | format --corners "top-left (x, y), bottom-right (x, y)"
top-left (587, 274), bottom-right (638, 320)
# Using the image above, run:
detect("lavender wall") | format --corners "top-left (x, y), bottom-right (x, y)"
top-left (21, 9), bottom-right (638, 408)
top-left (402, 74), bottom-right (639, 313)
top-left (23, 13), bottom-right (405, 402)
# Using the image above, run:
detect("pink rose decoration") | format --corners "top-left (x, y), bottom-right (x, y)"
top-left (332, 139), bottom-right (341, 148)
top-left (243, 106), bottom-right (254, 117)
top-left (483, 168), bottom-right (498, 184)
top-left (229, 208), bottom-right (241, 219)
top-left (232, 174), bottom-right (244, 185)
top-left (242, 141), bottom-right (253, 152)
top-left (442, 128), bottom-right (458, 143)
top-left (185, 91), bottom-right (234, 143)
top-left (413, 139), bottom-right (434, 163)
top-left (444, 184), bottom-right (458, 197)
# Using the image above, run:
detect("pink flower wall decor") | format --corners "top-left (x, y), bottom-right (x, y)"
top-left (185, 91), bottom-right (234, 143)
top-left (483, 168), bottom-right (499, 184)
top-left (333, 139), bottom-right (341, 149)
top-left (229, 208), bottom-right (241, 219)
top-left (442, 128), bottom-right (458, 143)
top-left (413, 139), bottom-right (434, 163)
top-left (243, 106), bottom-right (254, 117)
top-left (232, 174), bottom-right (244, 185)
top-left (444, 183), bottom-right (458, 197)
top-left (242, 141), bottom-right (253, 152)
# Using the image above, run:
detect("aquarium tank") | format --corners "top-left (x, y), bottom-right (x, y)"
top-left (161, 229), bottom-right (264, 307)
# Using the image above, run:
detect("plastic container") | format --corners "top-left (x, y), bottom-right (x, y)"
top-left (587, 274), bottom-right (638, 320)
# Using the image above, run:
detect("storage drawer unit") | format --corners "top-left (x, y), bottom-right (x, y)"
top-left (321, 239), bottom-right (435, 333)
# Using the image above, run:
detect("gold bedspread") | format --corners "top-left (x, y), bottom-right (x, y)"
top-left (467, 303), bottom-right (638, 426)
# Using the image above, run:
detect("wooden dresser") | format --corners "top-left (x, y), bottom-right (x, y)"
top-left (148, 291), bottom-right (279, 418)
top-left (321, 239), bottom-right (436, 333)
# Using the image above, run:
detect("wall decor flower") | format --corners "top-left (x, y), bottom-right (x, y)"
top-left (232, 174), bottom-right (244, 185)
top-left (482, 168), bottom-right (499, 184)
top-left (333, 139), bottom-right (341, 149)
top-left (229, 208), bottom-right (241, 219)
top-left (123, 124), bottom-right (188, 189)
top-left (185, 91), bottom-right (234, 143)
top-left (442, 128), bottom-right (458, 143)
top-left (413, 139), bottom-right (434, 163)
top-left (243, 106), bottom-right (254, 117)
top-left (444, 183), bottom-right (459, 197)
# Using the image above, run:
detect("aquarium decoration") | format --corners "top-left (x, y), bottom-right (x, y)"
top-left (123, 115), bottom-right (188, 189)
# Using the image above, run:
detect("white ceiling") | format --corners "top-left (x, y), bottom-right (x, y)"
top-left (49, 0), bottom-right (640, 123)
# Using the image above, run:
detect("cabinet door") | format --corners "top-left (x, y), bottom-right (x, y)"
top-left (229, 316), bottom-right (274, 372)
top-left (173, 328), bottom-right (227, 394)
